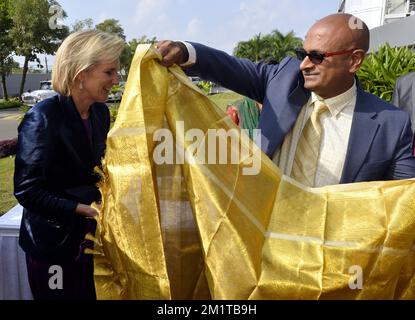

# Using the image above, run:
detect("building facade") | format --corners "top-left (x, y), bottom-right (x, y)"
top-left (338, 0), bottom-right (415, 51)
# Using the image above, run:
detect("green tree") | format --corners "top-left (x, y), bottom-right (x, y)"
top-left (96, 19), bottom-right (130, 76)
top-left (71, 18), bottom-right (94, 32)
top-left (120, 36), bottom-right (157, 76)
top-left (12, 65), bottom-right (23, 74)
top-left (234, 33), bottom-right (267, 63)
top-left (95, 19), bottom-right (126, 40)
top-left (266, 30), bottom-right (302, 61)
top-left (0, 0), bottom-right (15, 100)
top-left (95, 19), bottom-right (157, 76)
top-left (234, 29), bottom-right (302, 63)
top-left (9, 0), bottom-right (69, 98)
top-left (0, 58), bottom-right (17, 100)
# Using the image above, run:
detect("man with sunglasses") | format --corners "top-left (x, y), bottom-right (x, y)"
top-left (156, 13), bottom-right (415, 186)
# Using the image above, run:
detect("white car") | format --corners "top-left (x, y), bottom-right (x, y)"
top-left (209, 83), bottom-right (229, 95)
top-left (189, 76), bottom-right (201, 85)
top-left (21, 81), bottom-right (58, 106)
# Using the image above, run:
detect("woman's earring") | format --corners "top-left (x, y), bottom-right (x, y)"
top-left (79, 80), bottom-right (84, 90)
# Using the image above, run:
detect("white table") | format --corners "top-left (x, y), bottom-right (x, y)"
top-left (0, 204), bottom-right (33, 300)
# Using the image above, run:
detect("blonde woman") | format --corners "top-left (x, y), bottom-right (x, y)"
top-left (14, 30), bottom-right (124, 300)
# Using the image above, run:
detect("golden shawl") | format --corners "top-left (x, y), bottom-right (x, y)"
top-left (90, 44), bottom-right (415, 300)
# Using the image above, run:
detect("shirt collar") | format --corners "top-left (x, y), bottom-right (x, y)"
top-left (310, 80), bottom-right (357, 117)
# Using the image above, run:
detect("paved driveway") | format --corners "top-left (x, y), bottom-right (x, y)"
top-left (0, 108), bottom-right (23, 140)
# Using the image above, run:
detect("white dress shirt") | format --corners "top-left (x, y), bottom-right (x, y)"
top-left (177, 41), bottom-right (197, 67)
top-left (273, 83), bottom-right (357, 187)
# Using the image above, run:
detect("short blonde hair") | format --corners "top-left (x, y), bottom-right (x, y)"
top-left (52, 29), bottom-right (125, 96)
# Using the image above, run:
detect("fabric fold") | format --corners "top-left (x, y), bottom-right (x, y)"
top-left (93, 44), bottom-right (415, 300)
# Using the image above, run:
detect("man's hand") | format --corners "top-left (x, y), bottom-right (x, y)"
top-left (76, 203), bottom-right (99, 217)
top-left (155, 40), bottom-right (189, 68)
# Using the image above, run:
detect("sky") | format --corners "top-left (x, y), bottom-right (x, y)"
top-left (17, 0), bottom-right (341, 68)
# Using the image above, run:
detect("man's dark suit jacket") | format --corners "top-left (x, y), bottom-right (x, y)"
top-left (14, 95), bottom-right (110, 261)
top-left (187, 42), bottom-right (415, 183)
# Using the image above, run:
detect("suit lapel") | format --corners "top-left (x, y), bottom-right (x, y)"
top-left (258, 58), bottom-right (310, 157)
top-left (340, 88), bottom-right (379, 183)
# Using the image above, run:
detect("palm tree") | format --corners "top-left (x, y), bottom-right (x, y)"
top-left (233, 29), bottom-right (303, 63)
top-left (269, 30), bottom-right (302, 59)
top-left (234, 33), bottom-right (265, 62)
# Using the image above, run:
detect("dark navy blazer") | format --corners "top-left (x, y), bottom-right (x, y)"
top-left (14, 95), bottom-right (110, 261)
top-left (187, 42), bottom-right (415, 183)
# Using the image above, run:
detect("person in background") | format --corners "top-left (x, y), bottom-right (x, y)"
top-left (226, 96), bottom-right (261, 139)
top-left (14, 29), bottom-right (124, 300)
top-left (392, 71), bottom-right (415, 153)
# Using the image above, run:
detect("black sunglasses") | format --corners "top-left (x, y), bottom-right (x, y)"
top-left (295, 48), bottom-right (359, 65)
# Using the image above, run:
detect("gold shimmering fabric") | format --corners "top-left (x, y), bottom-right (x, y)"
top-left (91, 44), bottom-right (415, 300)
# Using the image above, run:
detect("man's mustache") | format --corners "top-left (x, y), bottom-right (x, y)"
top-left (302, 71), bottom-right (320, 76)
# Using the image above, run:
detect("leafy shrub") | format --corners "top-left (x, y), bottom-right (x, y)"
top-left (110, 84), bottom-right (123, 95)
top-left (18, 104), bottom-right (31, 121)
top-left (108, 103), bottom-right (119, 122)
top-left (197, 81), bottom-right (213, 95)
top-left (0, 138), bottom-right (17, 158)
top-left (234, 30), bottom-right (302, 63)
top-left (358, 44), bottom-right (415, 102)
top-left (0, 98), bottom-right (22, 109)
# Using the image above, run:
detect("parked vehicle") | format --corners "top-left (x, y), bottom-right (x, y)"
top-left (21, 81), bottom-right (57, 106)
top-left (209, 83), bottom-right (229, 95)
top-left (189, 76), bottom-right (201, 85)
top-left (188, 76), bottom-right (228, 95)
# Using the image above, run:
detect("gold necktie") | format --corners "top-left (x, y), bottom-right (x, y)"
top-left (291, 100), bottom-right (329, 187)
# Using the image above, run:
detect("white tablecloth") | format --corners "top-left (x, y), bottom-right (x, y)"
top-left (0, 204), bottom-right (33, 300)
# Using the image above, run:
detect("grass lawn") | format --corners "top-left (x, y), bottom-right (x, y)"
top-left (0, 156), bottom-right (17, 216)
top-left (208, 92), bottom-right (242, 112)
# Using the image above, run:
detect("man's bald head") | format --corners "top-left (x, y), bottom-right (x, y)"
top-left (308, 13), bottom-right (370, 52)
top-left (300, 14), bottom-right (370, 98)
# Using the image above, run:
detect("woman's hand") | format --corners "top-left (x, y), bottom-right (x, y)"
top-left (75, 203), bottom-right (99, 217)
